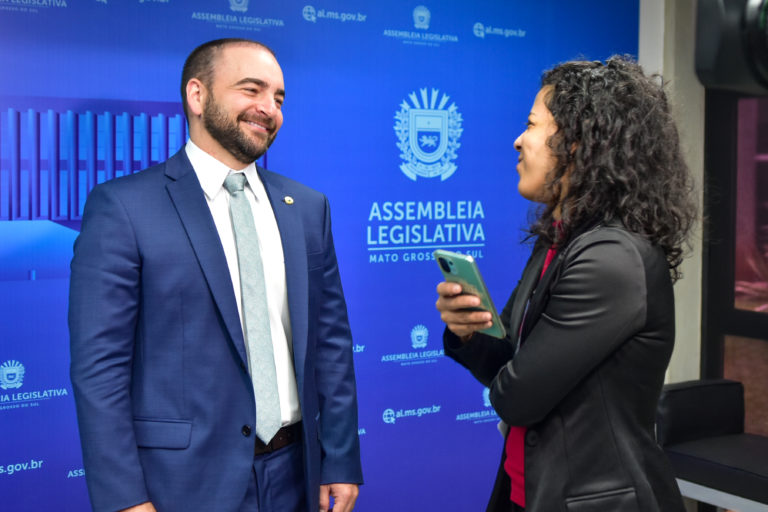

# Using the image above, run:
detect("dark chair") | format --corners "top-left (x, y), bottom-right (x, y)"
top-left (656, 379), bottom-right (768, 512)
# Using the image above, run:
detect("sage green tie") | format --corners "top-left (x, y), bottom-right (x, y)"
top-left (223, 173), bottom-right (281, 443)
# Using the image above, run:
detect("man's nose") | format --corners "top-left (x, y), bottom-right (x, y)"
top-left (254, 95), bottom-right (279, 116)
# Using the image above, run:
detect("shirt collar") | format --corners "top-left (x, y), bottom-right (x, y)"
top-left (185, 139), bottom-right (260, 200)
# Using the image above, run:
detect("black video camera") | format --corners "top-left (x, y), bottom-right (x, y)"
top-left (696, 0), bottom-right (768, 94)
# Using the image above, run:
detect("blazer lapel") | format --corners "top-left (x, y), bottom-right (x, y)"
top-left (520, 247), bottom-right (564, 342)
top-left (164, 151), bottom-right (248, 364)
top-left (509, 242), bottom-right (549, 353)
top-left (258, 168), bottom-right (309, 388)
top-left (519, 221), bottom-right (603, 342)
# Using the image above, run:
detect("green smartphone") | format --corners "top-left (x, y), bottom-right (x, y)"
top-left (433, 249), bottom-right (506, 339)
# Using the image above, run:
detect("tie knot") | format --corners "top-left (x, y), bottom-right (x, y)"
top-left (224, 173), bottom-right (247, 194)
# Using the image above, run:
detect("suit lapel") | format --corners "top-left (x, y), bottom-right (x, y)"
top-left (509, 243), bottom-right (549, 353)
top-left (520, 246), bottom-right (564, 343)
top-left (258, 168), bottom-right (309, 386)
top-left (164, 151), bottom-right (248, 364)
top-left (519, 222), bottom-right (604, 342)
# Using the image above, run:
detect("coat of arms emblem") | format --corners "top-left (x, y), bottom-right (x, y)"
top-left (0, 360), bottom-right (25, 390)
top-left (229, 0), bottom-right (248, 13)
top-left (394, 88), bottom-right (463, 181)
top-left (410, 324), bottom-right (429, 349)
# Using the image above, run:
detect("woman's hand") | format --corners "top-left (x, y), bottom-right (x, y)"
top-left (435, 281), bottom-right (493, 340)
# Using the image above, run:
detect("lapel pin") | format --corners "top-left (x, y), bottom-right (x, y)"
top-left (283, 196), bottom-right (294, 205)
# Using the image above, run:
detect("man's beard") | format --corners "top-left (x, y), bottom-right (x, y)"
top-left (202, 95), bottom-right (276, 164)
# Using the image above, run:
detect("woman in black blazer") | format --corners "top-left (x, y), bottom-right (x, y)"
top-left (436, 57), bottom-right (696, 512)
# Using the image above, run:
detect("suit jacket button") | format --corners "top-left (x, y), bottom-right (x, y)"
top-left (241, 425), bottom-right (252, 437)
top-left (525, 430), bottom-right (539, 446)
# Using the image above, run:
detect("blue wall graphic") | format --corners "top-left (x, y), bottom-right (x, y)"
top-left (0, 1), bottom-right (638, 510)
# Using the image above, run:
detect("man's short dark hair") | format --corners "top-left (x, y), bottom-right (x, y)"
top-left (180, 38), bottom-right (276, 120)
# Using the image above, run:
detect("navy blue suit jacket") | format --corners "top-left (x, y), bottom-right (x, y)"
top-left (69, 150), bottom-right (363, 512)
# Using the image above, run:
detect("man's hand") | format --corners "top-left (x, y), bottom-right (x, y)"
top-left (435, 281), bottom-right (492, 340)
top-left (119, 503), bottom-right (157, 512)
top-left (319, 483), bottom-right (359, 512)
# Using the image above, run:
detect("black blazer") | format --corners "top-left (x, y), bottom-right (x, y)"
top-left (445, 223), bottom-right (685, 512)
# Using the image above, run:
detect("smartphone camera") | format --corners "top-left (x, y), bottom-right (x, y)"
top-left (437, 257), bottom-right (454, 274)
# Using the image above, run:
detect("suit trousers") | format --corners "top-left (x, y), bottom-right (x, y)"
top-left (240, 441), bottom-right (307, 512)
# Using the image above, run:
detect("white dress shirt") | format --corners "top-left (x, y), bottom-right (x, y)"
top-left (186, 140), bottom-right (301, 426)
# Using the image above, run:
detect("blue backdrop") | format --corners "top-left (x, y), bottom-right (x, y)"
top-left (0, 1), bottom-right (638, 510)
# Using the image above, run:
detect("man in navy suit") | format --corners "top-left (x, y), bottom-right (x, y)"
top-left (69, 38), bottom-right (362, 512)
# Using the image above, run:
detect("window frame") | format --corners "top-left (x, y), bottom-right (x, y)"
top-left (702, 89), bottom-right (768, 378)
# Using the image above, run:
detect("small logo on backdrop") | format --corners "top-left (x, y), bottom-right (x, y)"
top-left (302, 5), bottom-right (316, 22)
top-left (456, 387), bottom-right (499, 424)
top-left (410, 324), bottom-right (428, 349)
top-left (473, 22), bottom-right (485, 38)
top-left (0, 360), bottom-right (24, 390)
top-left (229, 0), bottom-right (247, 12)
top-left (382, 5), bottom-right (457, 47)
top-left (381, 325), bottom-right (444, 366)
top-left (413, 5), bottom-right (430, 29)
top-left (394, 88), bottom-right (463, 181)
top-left (0, 360), bottom-right (69, 412)
top-left (383, 408), bottom-right (396, 424)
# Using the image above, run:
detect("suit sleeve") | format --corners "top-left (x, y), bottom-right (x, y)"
top-left (69, 183), bottom-right (150, 512)
top-left (489, 233), bottom-right (648, 426)
top-left (314, 197), bottom-right (364, 485)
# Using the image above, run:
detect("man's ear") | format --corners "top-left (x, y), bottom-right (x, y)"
top-left (186, 78), bottom-right (205, 117)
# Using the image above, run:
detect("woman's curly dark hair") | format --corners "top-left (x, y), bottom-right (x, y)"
top-left (529, 55), bottom-right (697, 281)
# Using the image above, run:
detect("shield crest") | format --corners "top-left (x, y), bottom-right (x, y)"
top-left (229, 0), bottom-right (248, 12)
top-left (0, 361), bottom-right (24, 389)
top-left (409, 109), bottom-right (448, 164)
top-left (411, 324), bottom-right (428, 349)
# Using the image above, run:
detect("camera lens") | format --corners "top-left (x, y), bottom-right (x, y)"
top-left (438, 257), bottom-right (452, 273)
